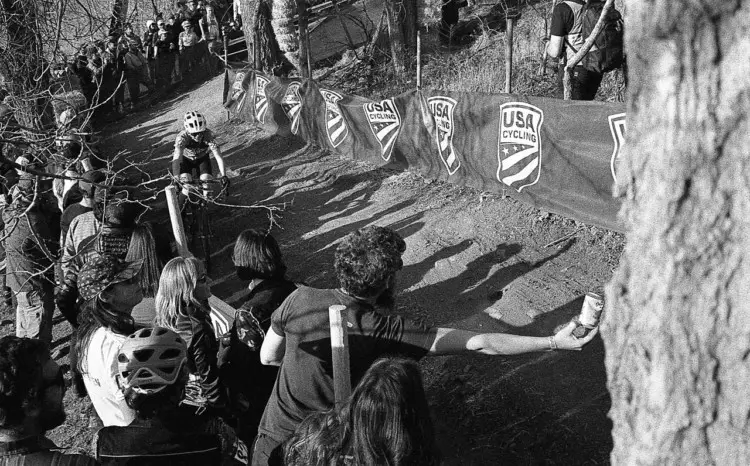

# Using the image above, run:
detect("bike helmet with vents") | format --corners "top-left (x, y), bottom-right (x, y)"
top-left (117, 327), bottom-right (188, 394)
top-left (183, 111), bottom-right (207, 134)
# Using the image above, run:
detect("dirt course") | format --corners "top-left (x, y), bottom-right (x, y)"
top-left (2, 75), bottom-right (623, 464)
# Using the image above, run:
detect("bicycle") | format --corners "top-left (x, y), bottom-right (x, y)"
top-left (176, 173), bottom-right (229, 275)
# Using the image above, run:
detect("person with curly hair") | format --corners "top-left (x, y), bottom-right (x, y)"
top-left (0, 336), bottom-right (97, 464)
top-left (253, 225), bottom-right (599, 466)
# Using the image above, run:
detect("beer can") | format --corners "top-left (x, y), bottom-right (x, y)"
top-left (579, 292), bottom-right (604, 328)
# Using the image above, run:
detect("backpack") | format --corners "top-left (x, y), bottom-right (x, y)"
top-left (571, 1), bottom-right (624, 73)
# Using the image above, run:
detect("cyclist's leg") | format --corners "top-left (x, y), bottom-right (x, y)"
top-left (198, 157), bottom-right (213, 198)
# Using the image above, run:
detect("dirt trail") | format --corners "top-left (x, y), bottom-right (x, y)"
top-left (28, 76), bottom-right (621, 464)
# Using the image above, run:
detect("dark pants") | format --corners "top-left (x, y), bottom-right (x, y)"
top-left (251, 433), bottom-right (283, 466)
top-left (557, 66), bottom-right (603, 100)
top-left (157, 52), bottom-right (176, 88)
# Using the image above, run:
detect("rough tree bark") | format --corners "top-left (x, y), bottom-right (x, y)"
top-left (0, 0), bottom-right (47, 129)
top-left (109, 0), bottom-right (128, 35)
top-left (237, 0), bottom-right (290, 74)
top-left (385, 0), bottom-right (406, 78)
top-left (604, 1), bottom-right (750, 464)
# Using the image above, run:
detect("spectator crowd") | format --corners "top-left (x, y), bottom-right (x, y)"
top-left (48, 0), bottom-right (232, 119)
top-left (0, 2), bottom-right (600, 463)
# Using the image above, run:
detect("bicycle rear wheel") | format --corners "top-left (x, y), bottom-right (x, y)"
top-left (193, 203), bottom-right (213, 275)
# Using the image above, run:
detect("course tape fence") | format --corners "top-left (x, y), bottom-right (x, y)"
top-left (222, 68), bottom-right (627, 232)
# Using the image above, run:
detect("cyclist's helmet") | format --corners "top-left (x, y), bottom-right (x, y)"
top-left (183, 111), bottom-right (207, 134)
top-left (117, 327), bottom-right (188, 395)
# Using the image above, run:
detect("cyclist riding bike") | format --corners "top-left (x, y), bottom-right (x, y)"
top-left (172, 111), bottom-right (229, 198)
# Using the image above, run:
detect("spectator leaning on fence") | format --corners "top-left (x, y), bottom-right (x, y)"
top-left (252, 225), bottom-right (599, 465)
top-left (0, 336), bottom-right (99, 465)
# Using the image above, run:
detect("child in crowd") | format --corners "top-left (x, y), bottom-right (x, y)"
top-left (70, 254), bottom-right (144, 426)
top-left (155, 257), bottom-right (226, 412)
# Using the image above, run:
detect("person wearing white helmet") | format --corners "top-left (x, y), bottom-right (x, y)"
top-left (95, 326), bottom-right (249, 465)
top-left (172, 111), bottom-right (228, 196)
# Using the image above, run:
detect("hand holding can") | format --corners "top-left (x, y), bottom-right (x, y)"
top-left (572, 291), bottom-right (604, 338)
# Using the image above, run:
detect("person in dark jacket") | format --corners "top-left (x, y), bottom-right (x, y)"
top-left (225, 230), bottom-right (297, 445)
top-left (0, 335), bottom-right (98, 465)
top-left (2, 173), bottom-right (58, 344)
top-left (155, 256), bottom-right (226, 411)
top-left (154, 19), bottom-right (176, 89)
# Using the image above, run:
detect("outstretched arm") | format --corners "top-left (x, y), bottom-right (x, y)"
top-left (429, 321), bottom-right (597, 356)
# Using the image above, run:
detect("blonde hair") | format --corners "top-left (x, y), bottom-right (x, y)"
top-left (155, 257), bottom-right (205, 331)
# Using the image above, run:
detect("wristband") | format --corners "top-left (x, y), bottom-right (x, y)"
top-left (548, 335), bottom-right (558, 351)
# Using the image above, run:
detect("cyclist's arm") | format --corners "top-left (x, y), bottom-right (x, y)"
top-left (172, 140), bottom-right (184, 176)
top-left (209, 143), bottom-right (226, 177)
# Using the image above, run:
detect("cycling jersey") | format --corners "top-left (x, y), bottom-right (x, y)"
top-left (174, 129), bottom-right (218, 161)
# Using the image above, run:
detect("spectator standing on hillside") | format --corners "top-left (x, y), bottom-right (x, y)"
top-left (118, 23), bottom-right (143, 52)
top-left (179, 21), bottom-right (201, 81)
top-left (102, 37), bottom-right (126, 114)
top-left (252, 225), bottom-right (599, 465)
top-left (546, 0), bottom-right (623, 100)
top-left (3, 173), bottom-right (57, 344)
top-left (58, 186), bottom-right (141, 327)
top-left (155, 19), bottom-right (176, 89)
top-left (123, 43), bottom-right (149, 109)
top-left (71, 254), bottom-right (143, 426)
top-left (200, 3), bottom-right (221, 72)
top-left (143, 20), bottom-right (159, 86)
top-left (60, 169), bottom-right (104, 244)
top-left (0, 336), bottom-right (99, 465)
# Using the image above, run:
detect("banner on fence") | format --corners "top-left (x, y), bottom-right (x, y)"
top-left (223, 68), bottom-right (627, 232)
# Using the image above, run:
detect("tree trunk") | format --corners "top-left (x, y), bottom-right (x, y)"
top-left (109, 0), bottom-right (128, 35)
top-left (296, 0), bottom-right (310, 78)
top-left (401, 0), bottom-right (417, 52)
top-left (604, 1), bottom-right (750, 464)
top-left (385, 0), bottom-right (406, 78)
top-left (237, 0), bottom-right (291, 74)
top-left (0, 0), bottom-right (46, 129)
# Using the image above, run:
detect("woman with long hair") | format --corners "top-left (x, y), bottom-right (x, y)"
top-left (338, 357), bottom-right (439, 466)
top-left (155, 256), bottom-right (226, 410)
top-left (228, 229), bottom-right (297, 444)
top-left (127, 222), bottom-right (171, 326)
top-left (70, 254), bottom-right (144, 426)
top-left (283, 357), bottom-right (439, 466)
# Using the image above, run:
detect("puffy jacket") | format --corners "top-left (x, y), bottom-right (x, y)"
top-left (174, 304), bottom-right (227, 408)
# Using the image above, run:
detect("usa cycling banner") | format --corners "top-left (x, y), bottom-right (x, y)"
top-left (223, 69), bottom-right (627, 232)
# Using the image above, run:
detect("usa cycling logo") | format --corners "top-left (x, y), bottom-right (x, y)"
top-left (428, 96), bottom-right (461, 175)
top-left (254, 75), bottom-right (270, 124)
top-left (497, 102), bottom-right (544, 192)
top-left (281, 82), bottom-right (302, 135)
top-left (608, 113), bottom-right (626, 185)
top-left (364, 99), bottom-right (401, 161)
top-left (321, 89), bottom-right (348, 148)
